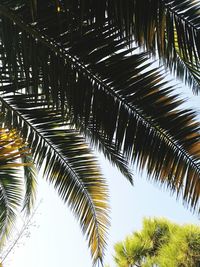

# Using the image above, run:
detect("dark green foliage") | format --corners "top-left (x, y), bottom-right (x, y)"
top-left (1, 5), bottom-right (199, 211)
top-left (0, 1), bottom-right (200, 265)
top-left (1, 95), bottom-right (110, 264)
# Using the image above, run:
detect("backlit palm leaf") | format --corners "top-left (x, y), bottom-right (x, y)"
top-left (0, 9), bottom-right (199, 213)
top-left (21, 153), bottom-right (37, 215)
top-left (0, 96), bottom-right (109, 265)
top-left (0, 5), bottom-right (133, 184)
top-left (0, 2), bottom-right (200, 264)
top-left (2, 0), bottom-right (199, 92)
top-left (60, 26), bottom-right (200, 212)
top-left (1, 0), bottom-right (200, 94)
top-left (64, 0), bottom-right (200, 93)
top-left (0, 124), bottom-right (36, 248)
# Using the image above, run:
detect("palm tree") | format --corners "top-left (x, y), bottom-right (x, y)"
top-left (0, 124), bottom-right (36, 248)
top-left (0, 0), bottom-right (200, 265)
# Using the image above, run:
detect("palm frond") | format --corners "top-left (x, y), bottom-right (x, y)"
top-left (21, 153), bottom-right (37, 215)
top-left (85, 130), bottom-right (134, 185)
top-left (0, 5), bottom-right (134, 183)
top-left (0, 96), bottom-right (109, 265)
top-left (4, 0), bottom-right (198, 93)
top-left (63, 26), bottom-right (200, 211)
top-left (0, 5), bottom-right (200, 212)
top-left (0, 125), bottom-right (35, 248)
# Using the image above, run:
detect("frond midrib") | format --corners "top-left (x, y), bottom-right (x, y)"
top-left (1, 4), bottom-right (199, 179)
top-left (0, 96), bottom-right (103, 253)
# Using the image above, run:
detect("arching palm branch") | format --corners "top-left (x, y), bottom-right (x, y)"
top-left (0, 1), bottom-right (200, 266)
top-left (0, 122), bottom-right (36, 248)
top-left (36, 0), bottom-right (199, 93)
top-left (1, 95), bottom-right (111, 265)
top-left (0, 5), bottom-right (132, 265)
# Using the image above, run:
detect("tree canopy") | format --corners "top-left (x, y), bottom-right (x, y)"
top-left (114, 217), bottom-right (200, 267)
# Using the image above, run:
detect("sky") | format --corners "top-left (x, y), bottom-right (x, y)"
top-left (2, 152), bottom-right (200, 267)
top-left (1, 83), bottom-right (200, 267)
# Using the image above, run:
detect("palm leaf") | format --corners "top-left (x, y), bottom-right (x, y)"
top-left (63, 26), bottom-right (200, 211)
top-left (21, 153), bottom-right (37, 215)
top-left (0, 124), bottom-right (36, 248)
top-left (0, 5), bottom-right (134, 183)
top-left (2, 0), bottom-right (199, 92)
top-left (0, 95), bottom-right (110, 265)
top-left (0, 5), bottom-right (200, 212)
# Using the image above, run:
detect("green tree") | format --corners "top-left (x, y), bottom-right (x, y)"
top-left (0, 1), bottom-right (200, 265)
top-left (114, 217), bottom-right (200, 267)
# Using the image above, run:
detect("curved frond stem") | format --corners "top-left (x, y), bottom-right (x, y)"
top-left (0, 6), bottom-right (197, 175)
top-left (0, 96), bottom-right (109, 265)
top-left (0, 97), bottom-right (100, 228)
top-left (0, 5), bottom-right (200, 211)
top-left (0, 4), bottom-right (132, 184)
